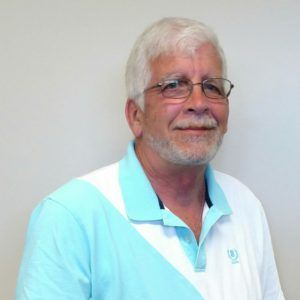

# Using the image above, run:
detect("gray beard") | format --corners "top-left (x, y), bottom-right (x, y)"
top-left (144, 131), bottom-right (223, 166)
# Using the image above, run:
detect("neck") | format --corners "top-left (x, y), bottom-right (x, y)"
top-left (135, 140), bottom-right (208, 241)
top-left (135, 140), bottom-right (207, 208)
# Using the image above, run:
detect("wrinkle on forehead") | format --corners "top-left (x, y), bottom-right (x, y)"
top-left (151, 43), bottom-right (222, 66)
top-left (149, 43), bottom-right (223, 82)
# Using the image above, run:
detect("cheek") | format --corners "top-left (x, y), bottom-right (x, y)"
top-left (209, 104), bottom-right (229, 133)
top-left (218, 106), bottom-right (229, 133)
top-left (145, 103), bottom-right (180, 130)
top-left (163, 104), bottom-right (185, 126)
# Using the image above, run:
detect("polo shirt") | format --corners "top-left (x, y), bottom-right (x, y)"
top-left (15, 142), bottom-right (284, 300)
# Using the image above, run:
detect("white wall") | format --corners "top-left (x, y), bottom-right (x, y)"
top-left (1, 1), bottom-right (299, 299)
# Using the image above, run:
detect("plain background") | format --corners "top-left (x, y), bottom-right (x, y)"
top-left (1, 1), bottom-right (299, 299)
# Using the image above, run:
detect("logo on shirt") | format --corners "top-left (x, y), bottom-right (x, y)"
top-left (227, 248), bottom-right (239, 264)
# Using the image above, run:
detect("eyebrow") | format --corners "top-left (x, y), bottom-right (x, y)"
top-left (158, 72), bottom-right (221, 82)
top-left (159, 72), bottom-right (187, 82)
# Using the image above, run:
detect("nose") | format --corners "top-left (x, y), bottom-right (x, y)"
top-left (184, 83), bottom-right (209, 113)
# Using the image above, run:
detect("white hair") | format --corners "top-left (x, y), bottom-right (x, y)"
top-left (125, 17), bottom-right (227, 108)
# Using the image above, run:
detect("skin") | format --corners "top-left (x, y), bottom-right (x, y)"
top-left (126, 43), bottom-right (229, 241)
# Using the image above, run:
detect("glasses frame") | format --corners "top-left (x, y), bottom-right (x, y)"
top-left (144, 77), bottom-right (234, 100)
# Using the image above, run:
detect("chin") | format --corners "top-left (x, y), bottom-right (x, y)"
top-left (168, 144), bottom-right (220, 166)
top-left (145, 132), bottom-right (223, 166)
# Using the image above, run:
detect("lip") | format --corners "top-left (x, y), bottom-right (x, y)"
top-left (175, 127), bottom-right (216, 135)
top-left (176, 127), bottom-right (215, 131)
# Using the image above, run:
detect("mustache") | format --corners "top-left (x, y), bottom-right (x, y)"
top-left (173, 115), bottom-right (218, 129)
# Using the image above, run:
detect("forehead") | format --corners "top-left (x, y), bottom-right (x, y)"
top-left (149, 43), bottom-right (223, 81)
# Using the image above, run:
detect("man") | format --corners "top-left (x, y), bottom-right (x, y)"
top-left (16, 17), bottom-right (284, 299)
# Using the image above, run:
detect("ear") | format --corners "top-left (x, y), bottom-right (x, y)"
top-left (125, 99), bottom-right (144, 138)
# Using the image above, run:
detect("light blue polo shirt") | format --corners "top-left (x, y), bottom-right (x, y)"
top-left (119, 141), bottom-right (232, 273)
top-left (16, 142), bottom-right (283, 300)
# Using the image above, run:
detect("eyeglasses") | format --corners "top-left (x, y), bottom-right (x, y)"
top-left (144, 77), bottom-right (234, 102)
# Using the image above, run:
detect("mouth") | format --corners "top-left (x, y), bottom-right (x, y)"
top-left (175, 124), bottom-right (217, 131)
top-left (178, 126), bottom-right (215, 130)
top-left (175, 126), bottom-right (216, 136)
top-left (173, 116), bottom-right (218, 130)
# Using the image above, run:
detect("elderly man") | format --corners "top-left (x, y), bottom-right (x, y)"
top-left (16, 18), bottom-right (284, 299)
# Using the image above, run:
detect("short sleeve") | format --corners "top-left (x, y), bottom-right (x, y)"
top-left (15, 198), bottom-right (91, 300)
top-left (259, 206), bottom-right (285, 300)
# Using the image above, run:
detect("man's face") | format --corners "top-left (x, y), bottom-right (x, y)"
top-left (136, 43), bottom-right (229, 166)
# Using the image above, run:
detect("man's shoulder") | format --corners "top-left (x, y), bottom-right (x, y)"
top-left (212, 169), bottom-right (264, 213)
top-left (213, 169), bottom-right (252, 192)
top-left (80, 161), bottom-right (119, 188)
top-left (44, 162), bottom-right (120, 216)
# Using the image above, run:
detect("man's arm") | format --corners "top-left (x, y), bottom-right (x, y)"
top-left (259, 206), bottom-right (285, 300)
top-left (15, 198), bottom-right (91, 300)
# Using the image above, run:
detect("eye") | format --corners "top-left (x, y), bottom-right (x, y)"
top-left (159, 78), bottom-right (190, 98)
top-left (161, 79), bottom-right (181, 91)
top-left (161, 79), bottom-right (190, 91)
top-left (203, 82), bottom-right (223, 96)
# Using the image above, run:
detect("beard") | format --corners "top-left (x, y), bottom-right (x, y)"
top-left (144, 114), bottom-right (224, 166)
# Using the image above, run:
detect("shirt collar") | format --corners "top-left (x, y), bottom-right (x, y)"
top-left (119, 141), bottom-right (162, 221)
top-left (119, 141), bottom-right (232, 221)
top-left (205, 165), bottom-right (232, 215)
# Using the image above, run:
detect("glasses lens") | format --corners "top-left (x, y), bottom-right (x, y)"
top-left (203, 78), bottom-right (231, 99)
top-left (161, 79), bottom-right (190, 99)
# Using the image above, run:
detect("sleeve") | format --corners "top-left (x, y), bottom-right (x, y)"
top-left (259, 206), bottom-right (285, 300)
top-left (15, 198), bottom-right (91, 300)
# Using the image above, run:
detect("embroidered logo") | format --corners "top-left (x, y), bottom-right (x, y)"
top-left (227, 248), bottom-right (239, 264)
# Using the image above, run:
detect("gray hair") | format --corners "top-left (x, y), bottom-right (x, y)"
top-left (125, 17), bottom-right (227, 108)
